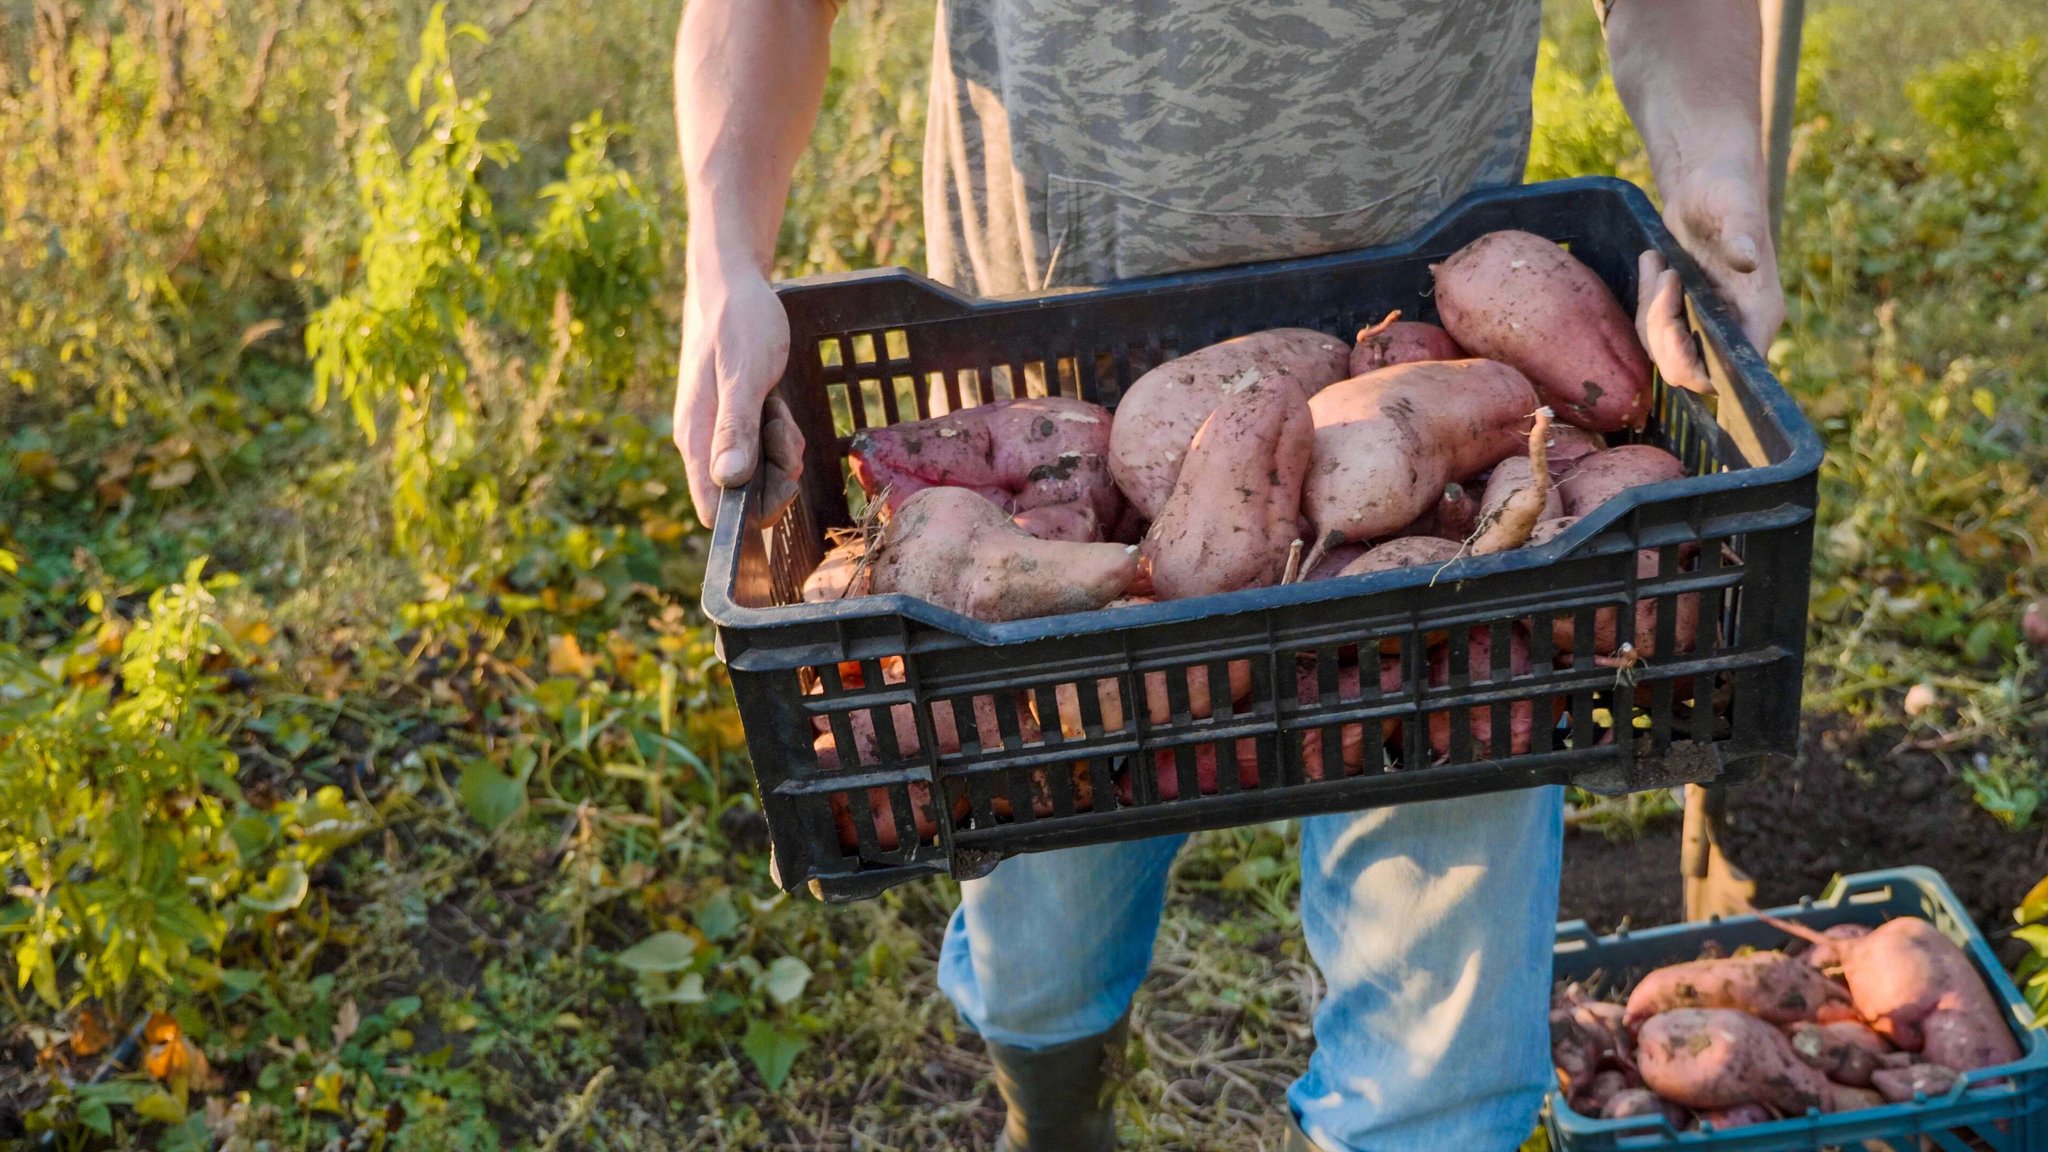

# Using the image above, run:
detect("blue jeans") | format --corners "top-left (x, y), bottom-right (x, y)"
top-left (938, 787), bottom-right (1564, 1151)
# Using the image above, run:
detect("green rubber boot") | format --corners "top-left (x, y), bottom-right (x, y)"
top-left (988, 1015), bottom-right (1128, 1152)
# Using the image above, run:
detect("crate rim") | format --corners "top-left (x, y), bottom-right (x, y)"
top-left (1548, 864), bottom-right (2047, 1147)
top-left (700, 175), bottom-right (1825, 646)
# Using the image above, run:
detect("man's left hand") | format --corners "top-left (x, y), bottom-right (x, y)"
top-left (1635, 166), bottom-right (1786, 394)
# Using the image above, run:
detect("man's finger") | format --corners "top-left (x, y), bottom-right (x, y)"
top-left (680, 347), bottom-right (727, 528)
top-left (1646, 268), bottom-right (1713, 394)
top-left (709, 361), bottom-right (766, 490)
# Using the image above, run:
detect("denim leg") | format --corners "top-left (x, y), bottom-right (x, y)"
top-left (1289, 787), bottom-right (1564, 1151)
top-left (938, 833), bottom-right (1187, 1050)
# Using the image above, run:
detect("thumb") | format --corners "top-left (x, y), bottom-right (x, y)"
top-left (709, 375), bottom-right (768, 489)
top-left (1720, 229), bottom-right (1762, 276)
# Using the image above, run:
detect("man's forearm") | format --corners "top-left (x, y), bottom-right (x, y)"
top-left (1605, 0), bottom-right (1765, 196)
top-left (676, 0), bottom-right (838, 277)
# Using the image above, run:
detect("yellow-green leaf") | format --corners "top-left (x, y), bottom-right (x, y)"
top-left (134, 1090), bottom-right (187, 1125)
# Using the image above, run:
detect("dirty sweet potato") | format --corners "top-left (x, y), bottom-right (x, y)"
top-left (1636, 1008), bottom-right (1833, 1114)
top-left (1829, 1083), bottom-right (1885, 1113)
top-left (1577, 1070), bottom-right (1633, 1116)
top-left (1695, 1104), bottom-right (1775, 1130)
top-left (1548, 543), bottom-right (1704, 662)
top-left (1110, 328), bottom-right (1350, 519)
top-left (850, 396), bottom-right (1122, 524)
top-left (1011, 500), bottom-right (1101, 543)
top-left (1431, 229), bottom-right (1652, 432)
top-left (1303, 359), bottom-right (1540, 559)
top-left (1338, 536), bottom-right (1464, 577)
top-left (1871, 1063), bottom-right (1960, 1103)
top-left (1296, 657), bottom-right (1403, 780)
top-left (1764, 915), bottom-right (2022, 1072)
top-left (1624, 951), bottom-right (1847, 1026)
top-left (803, 538), bottom-right (872, 602)
top-left (1142, 379), bottom-right (1313, 600)
top-left (1302, 542), bottom-right (1370, 581)
top-left (1600, 1089), bottom-right (1691, 1128)
top-left (1558, 445), bottom-right (1688, 519)
top-left (1787, 1021), bottom-right (1879, 1087)
top-left (1803, 924), bottom-right (1874, 971)
top-left (1426, 624), bottom-right (1535, 759)
top-left (871, 487), bottom-right (1139, 622)
top-left (1545, 425), bottom-right (1610, 471)
top-left (1393, 482), bottom-right (1479, 542)
top-left (1349, 310), bottom-right (1464, 374)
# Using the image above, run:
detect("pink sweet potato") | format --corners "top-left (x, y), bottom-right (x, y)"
top-left (1558, 445), bottom-right (1688, 519)
top-left (871, 487), bottom-right (1139, 622)
top-left (1696, 1104), bottom-right (1774, 1130)
top-left (1141, 379), bottom-right (1313, 600)
top-left (1550, 544), bottom-right (1704, 662)
top-left (1577, 1070), bottom-right (1633, 1116)
top-left (1110, 328), bottom-right (1351, 519)
top-left (1394, 482), bottom-right (1479, 542)
top-left (1624, 952), bottom-right (1847, 1027)
top-left (1601, 1088), bottom-right (1691, 1128)
top-left (1296, 657), bottom-right (1403, 780)
top-left (1636, 1008), bottom-right (1833, 1114)
top-left (1349, 310), bottom-right (1465, 374)
top-left (1303, 359), bottom-right (1540, 557)
top-left (1431, 230), bottom-right (1652, 433)
top-left (1764, 915), bottom-right (2022, 1072)
top-left (1802, 924), bottom-right (1873, 972)
top-left (803, 538), bottom-right (871, 602)
top-left (850, 396), bottom-right (1122, 524)
top-left (1545, 425), bottom-right (1610, 471)
top-left (1871, 1063), bottom-right (1960, 1103)
top-left (1302, 542), bottom-right (1370, 581)
top-left (1427, 624), bottom-right (1535, 759)
top-left (1012, 501), bottom-right (1101, 542)
top-left (1829, 1083), bottom-right (1885, 1113)
top-left (1338, 536), bottom-right (1464, 577)
top-left (1787, 1021), bottom-right (1880, 1087)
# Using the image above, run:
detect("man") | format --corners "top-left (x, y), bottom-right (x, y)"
top-left (674, 3), bottom-right (1784, 1148)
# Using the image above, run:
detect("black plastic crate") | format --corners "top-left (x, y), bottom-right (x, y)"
top-left (1547, 867), bottom-right (2048, 1151)
top-left (703, 176), bottom-right (1823, 901)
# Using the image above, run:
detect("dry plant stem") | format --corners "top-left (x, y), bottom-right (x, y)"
top-left (837, 484), bottom-right (890, 600)
top-left (1280, 539), bottom-right (1305, 585)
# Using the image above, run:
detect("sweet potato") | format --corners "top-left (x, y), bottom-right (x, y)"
top-left (1303, 360), bottom-right (1540, 558)
top-left (1822, 1019), bottom-right (1891, 1058)
top-left (1142, 379), bottom-right (1313, 600)
top-left (1546, 425), bottom-right (1610, 471)
top-left (1764, 915), bottom-right (2022, 1071)
top-left (1577, 1070), bottom-right (1633, 1116)
top-left (1431, 230), bottom-right (1652, 432)
top-left (1011, 501), bottom-right (1101, 543)
top-left (871, 487), bottom-right (1139, 622)
top-left (849, 396), bottom-right (1122, 523)
top-left (1302, 542), bottom-right (1370, 581)
top-left (1558, 445), bottom-right (1688, 519)
top-left (1427, 624), bottom-right (1535, 759)
top-left (1624, 951), bottom-right (1847, 1026)
top-left (1871, 1063), bottom-right (1960, 1103)
top-left (1695, 1104), bottom-right (1774, 1130)
top-left (1394, 482), bottom-right (1478, 542)
top-left (1471, 407), bottom-right (1558, 553)
top-left (1110, 328), bottom-right (1350, 519)
top-left (1350, 310), bottom-right (1464, 374)
top-left (1338, 536), bottom-right (1464, 577)
top-left (1636, 1008), bottom-right (1833, 1114)
top-left (1802, 924), bottom-right (1873, 972)
top-left (1549, 544), bottom-right (1704, 662)
top-left (1829, 1084), bottom-right (1884, 1113)
top-left (1601, 1089), bottom-right (1691, 1128)
top-left (1297, 657), bottom-right (1402, 780)
top-left (1041, 661), bottom-right (1254, 742)
top-left (803, 538), bottom-right (871, 602)
top-left (1787, 1021), bottom-right (1879, 1087)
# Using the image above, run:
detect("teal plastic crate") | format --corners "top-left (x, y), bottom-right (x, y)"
top-left (1547, 866), bottom-right (2047, 1151)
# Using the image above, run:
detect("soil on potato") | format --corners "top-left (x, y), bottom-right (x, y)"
top-left (1558, 716), bottom-right (2048, 959)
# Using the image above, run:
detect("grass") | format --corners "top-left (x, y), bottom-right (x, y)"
top-left (1, 0), bottom-right (2045, 1148)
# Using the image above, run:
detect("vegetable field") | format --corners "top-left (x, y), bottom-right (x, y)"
top-left (2, 1), bottom-right (2046, 1148)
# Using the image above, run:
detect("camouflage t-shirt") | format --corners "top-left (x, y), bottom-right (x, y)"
top-left (923, 1), bottom-right (1543, 295)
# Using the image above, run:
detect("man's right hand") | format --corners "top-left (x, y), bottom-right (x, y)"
top-left (675, 261), bottom-right (804, 529)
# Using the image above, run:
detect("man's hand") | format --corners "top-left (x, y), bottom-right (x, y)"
top-left (1635, 166), bottom-right (1785, 394)
top-left (674, 0), bottom-right (837, 528)
top-left (676, 263), bottom-right (804, 528)
top-left (1604, 0), bottom-right (1785, 394)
